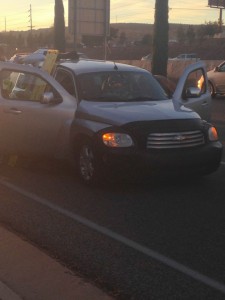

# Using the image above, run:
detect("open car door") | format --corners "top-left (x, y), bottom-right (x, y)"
top-left (0, 62), bottom-right (77, 157)
top-left (172, 61), bottom-right (212, 122)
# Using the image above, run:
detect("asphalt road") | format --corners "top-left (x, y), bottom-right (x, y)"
top-left (0, 97), bottom-right (225, 299)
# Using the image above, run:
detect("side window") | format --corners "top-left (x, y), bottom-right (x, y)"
top-left (0, 70), bottom-right (58, 102)
top-left (54, 69), bottom-right (76, 97)
top-left (219, 64), bottom-right (225, 72)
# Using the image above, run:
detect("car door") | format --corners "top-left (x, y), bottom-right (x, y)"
top-left (0, 62), bottom-right (77, 157)
top-left (172, 61), bottom-right (212, 122)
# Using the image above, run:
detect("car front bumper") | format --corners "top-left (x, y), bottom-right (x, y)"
top-left (98, 141), bottom-right (223, 177)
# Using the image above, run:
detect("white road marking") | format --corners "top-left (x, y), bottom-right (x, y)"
top-left (0, 178), bottom-right (225, 295)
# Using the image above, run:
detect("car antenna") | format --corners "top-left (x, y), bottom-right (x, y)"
top-left (114, 62), bottom-right (118, 70)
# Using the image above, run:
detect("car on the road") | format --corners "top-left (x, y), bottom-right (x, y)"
top-left (170, 53), bottom-right (200, 61)
top-left (141, 53), bottom-right (152, 61)
top-left (9, 53), bottom-right (30, 64)
top-left (202, 61), bottom-right (225, 97)
top-left (0, 59), bottom-right (222, 184)
top-left (22, 49), bottom-right (88, 66)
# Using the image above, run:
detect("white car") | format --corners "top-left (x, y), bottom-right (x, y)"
top-left (171, 53), bottom-right (200, 61)
top-left (141, 53), bottom-right (152, 61)
top-left (22, 48), bottom-right (49, 65)
top-left (22, 49), bottom-right (88, 66)
top-left (0, 60), bottom-right (222, 184)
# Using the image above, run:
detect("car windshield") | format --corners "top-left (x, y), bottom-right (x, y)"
top-left (77, 71), bottom-right (168, 102)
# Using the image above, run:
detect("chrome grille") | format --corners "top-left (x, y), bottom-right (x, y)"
top-left (147, 130), bottom-right (205, 149)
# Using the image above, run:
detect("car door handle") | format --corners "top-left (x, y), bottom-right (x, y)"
top-left (5, 108), bottom-right (22, 114)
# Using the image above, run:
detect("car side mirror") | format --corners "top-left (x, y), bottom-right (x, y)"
top-left (185, 87), bottom-right (201, 98)
top-left (215, 66), bottom-right (219, 72)
top-left (41, 92), bottom-right (62, 104)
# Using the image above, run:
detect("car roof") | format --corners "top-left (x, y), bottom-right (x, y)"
top-left (56, 59), bottom-right (148, 75)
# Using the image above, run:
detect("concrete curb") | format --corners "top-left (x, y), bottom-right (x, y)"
top-left (0, 281), bottom-right (22, 300)
top-left (0, 225), bottom-right (114, 300)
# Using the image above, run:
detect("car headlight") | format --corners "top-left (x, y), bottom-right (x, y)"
top-left (208, 126), bottom-right (218, 141)
top-left (102, 133), bottom-right (134, 147)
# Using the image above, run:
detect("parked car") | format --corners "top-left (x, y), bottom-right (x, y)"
top-left (23, 49), bottom-right (88, 66)
top-left (201, 61), bottom-right (225, 97)
top-left (0, 60), bottom-right (222, 184)
top-left (22, 48), bottom-right (56, 66)
top-left (141, 53), bottom-right (152, 61)
top-left (9, 53), bottom-right (30, 64)
top-left (170, 53), bottom-right (200, 61)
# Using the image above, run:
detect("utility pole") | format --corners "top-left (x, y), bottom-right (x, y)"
top-left (28, 4), bottom-right (33, 33)
top-left (219, 8), bottom-right (223, 31)
top-left (28, 4), bottom-right (34, 49)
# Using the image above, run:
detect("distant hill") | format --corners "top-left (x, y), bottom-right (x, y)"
top-left (110, 23), bottom-right (154, 41)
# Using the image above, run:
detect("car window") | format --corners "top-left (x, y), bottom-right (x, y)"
top-left (183, 68), bottom-right (206, 98)
top-left (0, 69), bottom-right (60, 102)
top-left (219, 64), bottom-right (225, 72)
top-left (54, 69), bottom-right (76, 97)
top-left (76, 71), bottom-right (168, 102)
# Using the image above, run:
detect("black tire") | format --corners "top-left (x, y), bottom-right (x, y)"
top-left (208, 81), bottom-right (216, 98)
top-left (76, 138), bottom-right (102, 185)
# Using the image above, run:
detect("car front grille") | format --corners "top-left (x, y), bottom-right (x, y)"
top-left (147, 130), bottom-right (205, 149)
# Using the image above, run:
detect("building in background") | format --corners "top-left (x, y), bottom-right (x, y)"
top-left (68, 0), bottom-right (110, 57)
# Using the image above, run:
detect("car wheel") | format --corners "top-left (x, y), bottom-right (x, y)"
top-left (77, 139), bottom-right (102, 185)
top-left (208, 81), bottom-right (216, 98)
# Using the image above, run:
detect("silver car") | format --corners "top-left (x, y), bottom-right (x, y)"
top-left (170, 53), bottom-right (200, 61)
top-left (0, 60), bottom-right (222, 184)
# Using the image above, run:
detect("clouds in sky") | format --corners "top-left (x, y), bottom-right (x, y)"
top-left (111, 0), bottom-right (219, 24)
top-left (0, 0), bottom-right (220, 31)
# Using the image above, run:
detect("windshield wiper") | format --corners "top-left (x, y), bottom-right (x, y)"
top-left (128, 96), bottom-right (156, 101)
top-left (84, 96), bottom-right (120, 102)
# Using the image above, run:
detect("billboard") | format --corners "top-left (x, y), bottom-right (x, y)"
top-left (208, 0), bottom-right (225, 8)
top-left (68, 0), bottom-right (110, 37)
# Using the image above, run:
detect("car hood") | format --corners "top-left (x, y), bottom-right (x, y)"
top-left (207, 69), bottom-right (215, 78)
top-left (77, 100), bottom-right (199, 126)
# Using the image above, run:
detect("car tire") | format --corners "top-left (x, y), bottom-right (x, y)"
top-left (76, 138), bottom-right (103, 185)
top-left (208, 81), bottom-right (216, 98)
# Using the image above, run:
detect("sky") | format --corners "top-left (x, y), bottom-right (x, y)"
top-left (0, 0), bottom-right (221, 32)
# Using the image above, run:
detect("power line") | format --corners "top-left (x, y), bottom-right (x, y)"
top-left (0, 2), bottom-right (220, 32)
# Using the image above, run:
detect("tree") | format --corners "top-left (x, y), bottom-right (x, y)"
top-left (204, 21), bottom-right (221, 37)
top-left (109, 27), bottom-right (119, 40)
top-left (151, 0), bottom-right (169, 76)
top-left (54, 0), bottom-right (65, 52)
top-left (16, 34), bottom-right (25, 50)
top-left (196, 25), bottom-right (206, 42)
top-left (176, 25), bottom-right (185, 44)
top-left (141, 34), bottom-right (152, 46)
top-left (27, 32), bottom-right (33, 49)
top-left (118, 32), bottom-right (126, 46)
top-left (186, 26), bottom-right (195, 45)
